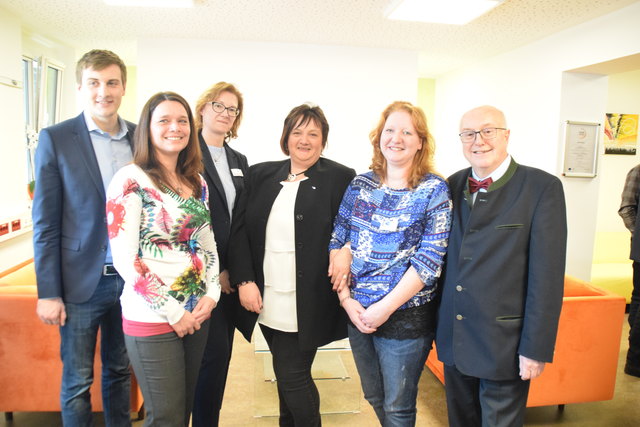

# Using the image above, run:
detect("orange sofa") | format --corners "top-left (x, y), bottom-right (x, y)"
top-left (0, 260), bottom-right (143, 419)
top-left (425, 275), bottom-right (626, 408)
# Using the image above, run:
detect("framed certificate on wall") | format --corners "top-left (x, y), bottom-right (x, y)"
top-left (562, 121), bottom-right (600, 178)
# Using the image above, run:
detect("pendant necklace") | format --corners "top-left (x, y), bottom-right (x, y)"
top-left (212, 150), bottom-right (224, 164)
top-left (166, 175), bottom-right (184, 196)
top-left (287, 169), bottom-right (308, 182)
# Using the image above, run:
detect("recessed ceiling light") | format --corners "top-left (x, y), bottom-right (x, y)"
top-left (385, 0), bottom-right (505, 25)
top-left (104, 0), bottom-right (194, 7)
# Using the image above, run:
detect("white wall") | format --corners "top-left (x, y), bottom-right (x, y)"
top-left (433, 2), bottom-right (640, 280)
top-left (0, 7), bottom-right (32, 271)
top-left (0, 8), bottom-right (25, 216)
top-left (558, 71), bottom-right (609, 279)
top-left (136, 39), bottom-right (418, 173)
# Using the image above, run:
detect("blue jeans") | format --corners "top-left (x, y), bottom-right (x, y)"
top-left (348, 324), bottom-right (432, 427)
top-left (59, 273), bottom-right (131, 427)
top-left (125, 320), bottom-right (210, 427)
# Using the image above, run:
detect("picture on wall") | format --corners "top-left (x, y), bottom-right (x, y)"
top-left (563, 121), bottom-right (600, 178)
top-left (604, 113), bottom-right (638, 155)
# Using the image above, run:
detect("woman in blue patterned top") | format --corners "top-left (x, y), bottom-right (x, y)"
top-left (329, 101), bottom-right (452, 426)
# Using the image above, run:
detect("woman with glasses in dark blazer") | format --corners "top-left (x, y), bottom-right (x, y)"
top-left (192, 82), bottom-right (249, 427)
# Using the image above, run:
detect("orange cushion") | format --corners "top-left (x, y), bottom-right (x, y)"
top-left (564, 275), bottom-right (607, 297)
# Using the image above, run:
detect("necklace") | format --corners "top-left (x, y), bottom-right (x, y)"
top-left (165, 175), bottom-right (184, 196)
top-left (287, 169), bottom-right (308, 182)
top-left (167, 183), bottom-right (184, 195)
top-left (212, 149), bottom-right (224, 163)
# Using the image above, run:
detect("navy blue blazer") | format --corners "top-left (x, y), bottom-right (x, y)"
top-left (32, 113), bottom-right (135, 304)
top-left (436, 159), bottom-right (567, 381)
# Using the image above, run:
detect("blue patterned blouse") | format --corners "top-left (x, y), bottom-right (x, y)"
top-left (329, 171), bottom-right (452, 310)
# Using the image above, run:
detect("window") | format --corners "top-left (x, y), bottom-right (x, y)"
top-left (39, 58), bottom-right (64, 129)
top-left (22, 56), bottom-right (39, 132)
top-left (22, 55), bottom-right (64, 199)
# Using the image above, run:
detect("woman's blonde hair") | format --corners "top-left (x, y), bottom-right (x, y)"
top-left (194, 81), bottom-right (244, 141)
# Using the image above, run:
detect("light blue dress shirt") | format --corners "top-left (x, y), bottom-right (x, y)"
top-left (84, 111), bottom-right (133, 263)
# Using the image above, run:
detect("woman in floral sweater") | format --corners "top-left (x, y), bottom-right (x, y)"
top-left (107, 92), bottom-right (220, 426)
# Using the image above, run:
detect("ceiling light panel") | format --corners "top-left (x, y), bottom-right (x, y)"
top-left (386, 0), bottom-right (504, 25)
top-left (104, 0), bottom-right (194, 8)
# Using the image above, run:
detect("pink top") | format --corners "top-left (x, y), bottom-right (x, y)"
top-left (123, 317), bottom-right (173, 337)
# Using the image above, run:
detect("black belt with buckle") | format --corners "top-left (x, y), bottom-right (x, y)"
top-left (103, 264), bottom-right (118, 276)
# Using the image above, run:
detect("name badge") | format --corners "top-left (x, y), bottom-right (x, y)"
top-left (378, 216), bottom-right (399, 232)
top-left (231, 168), bottom-right (244, 177)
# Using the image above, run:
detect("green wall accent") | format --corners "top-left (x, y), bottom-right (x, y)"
top-left (417, 78), bottom-right (435, 129)
top-left (119, 65), bottom-right (137, 123)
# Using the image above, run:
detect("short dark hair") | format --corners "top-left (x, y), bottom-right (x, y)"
top-left (133, 92), bottom-right (203, 198)
top-left (76, 49), bottom-right (127, 87)
top-left (279, 103), bottom-right (329, 156)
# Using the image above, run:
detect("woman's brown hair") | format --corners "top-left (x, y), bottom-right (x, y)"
top-left (279, 103), bottom-right (329, 155)
top-left (133, 91), bottom-right (203, 198)
top-left (369, 101), bottom-right (436, 189)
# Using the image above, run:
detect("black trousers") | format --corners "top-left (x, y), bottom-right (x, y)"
top-left (260, 324), bottom-right (321, 427)
top-left (443, 364), bottom-right (530, 427)
top-left (626, 261), bottom-right (640, 375)
top-left (192, 293), bottom-right (237, 426)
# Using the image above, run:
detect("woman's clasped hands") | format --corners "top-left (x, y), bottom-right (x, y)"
top-left (171, 296), bottom-right (216, 338)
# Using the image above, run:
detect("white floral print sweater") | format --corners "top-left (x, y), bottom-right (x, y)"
top-left (107, 164), bottom-right (220, 326)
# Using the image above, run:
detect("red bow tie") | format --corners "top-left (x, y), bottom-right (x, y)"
top-left (468, 176), bottom-right (493, 193)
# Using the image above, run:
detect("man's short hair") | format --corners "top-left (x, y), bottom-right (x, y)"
top-left (76, 49), bottom-right (127, 87)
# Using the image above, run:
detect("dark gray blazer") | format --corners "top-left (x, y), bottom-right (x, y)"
top-left (631, 197), bottom-right (640, 261)
top-left (436, 158), bottom-right (567, 381)
top-left (199, 134), bottom-right (249, 326)
top-left (229, 157), bottom-right (355, 351)
top-left (199, 134), bottom-right (249, 271)
top-left (32, 113), bottom-right (135, 303)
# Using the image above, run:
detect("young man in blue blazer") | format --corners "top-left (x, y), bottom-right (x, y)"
top-left (33, 49), bottom-right (135, 426)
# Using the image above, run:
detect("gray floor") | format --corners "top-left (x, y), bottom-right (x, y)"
top-left (2, 317), bottom-right (638, 426)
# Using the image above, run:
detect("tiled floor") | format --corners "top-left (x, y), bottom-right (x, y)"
top-left (2, 318), bottom-right (638, 426)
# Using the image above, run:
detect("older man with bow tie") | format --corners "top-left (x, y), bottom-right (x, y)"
top-left (435, 105), bottom-right (568, 427)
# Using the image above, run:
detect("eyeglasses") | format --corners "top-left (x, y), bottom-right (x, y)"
top-left (459, 127), bottom-right (506, 143)
top-left (210, 101), bottom-right (240, 117)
